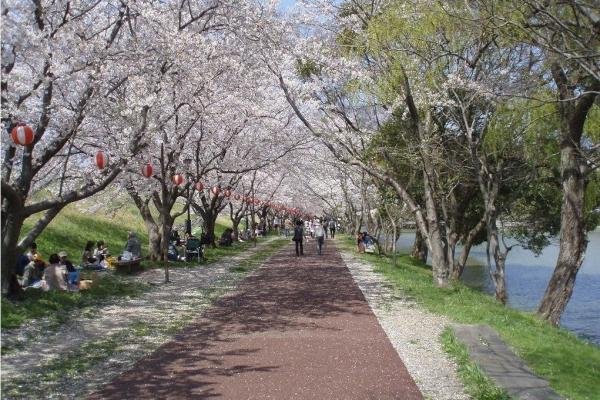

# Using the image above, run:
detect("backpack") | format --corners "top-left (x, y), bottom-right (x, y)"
top-left (293, 226), bottom-right (303, 241)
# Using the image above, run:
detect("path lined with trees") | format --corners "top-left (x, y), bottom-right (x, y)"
top-left (91, 242), bottom-right (423, 400)
top-left (2, 2), bottom-right (599, 397)
top-left (2, 0), bottom-right (598, 329)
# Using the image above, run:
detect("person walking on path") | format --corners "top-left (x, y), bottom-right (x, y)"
top-left (314, 220), bottom-right (326, 255)
top-left (293, 220), bottom-right (304, 257)
top-left (322, 220), bottom-right (329, 239)
top-left (284, 218), bottom-right (292, 238)
top-left (90, 239), bottom-right (424, 400)
top-left (329, 219), bottom-right (336, 239)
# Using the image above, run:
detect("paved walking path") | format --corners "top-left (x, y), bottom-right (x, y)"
top-left (91, 241), bottom-right (423, 399)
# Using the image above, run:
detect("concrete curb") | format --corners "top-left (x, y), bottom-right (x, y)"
top-left (453, 324), bottom-right (562, 400)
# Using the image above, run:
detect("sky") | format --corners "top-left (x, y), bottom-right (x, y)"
top-left (279, 0), bottom-right (296, 10)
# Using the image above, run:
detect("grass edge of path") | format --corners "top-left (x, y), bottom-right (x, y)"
top-left (440, 327), bottom-right (510, 400)
top-left (1, 237), bottom-right (290, 399)
top-left (1, 236), bottom-right (280, 344)
top-left (337, 235), bottom-right (600, 400)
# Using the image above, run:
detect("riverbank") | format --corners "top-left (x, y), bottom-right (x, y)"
top-left (339, 236), bottom-right (600, 400)
top-left (395, 230), bottom-right (600, 345)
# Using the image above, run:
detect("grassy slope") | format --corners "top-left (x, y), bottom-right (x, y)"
top-left (338, 236), bottom-right (600, 400)
top-left (2, 198), bottom-right (235, 330)
top-left (20, 204), bottom-right (149, 262)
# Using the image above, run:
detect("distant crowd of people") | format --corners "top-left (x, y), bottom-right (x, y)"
top-left (289, 217), bottom-right (338, 257)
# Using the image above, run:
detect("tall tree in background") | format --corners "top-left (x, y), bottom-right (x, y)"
top-left (482, 0), bottom-right (600, 323)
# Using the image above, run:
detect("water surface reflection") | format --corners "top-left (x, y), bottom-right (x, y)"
top-left (394, 231), bottom-right (600, 346)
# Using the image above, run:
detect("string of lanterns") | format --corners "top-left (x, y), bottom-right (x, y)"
top-left (7, 123), bottom-right (309, 219)
top-left (10, 123), bottom-right (114, 172)
top-left (182, 180), bottom-right (309, 218)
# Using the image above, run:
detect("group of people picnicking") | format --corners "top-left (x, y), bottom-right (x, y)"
top-left (166, 225), bottom-right (263, 262)
top-left (356, 231), bottom-right (376, 254)
top-left (16, 232), bottom-right (143, 292)
top-left (289, 218), bottom-right (338, 256)
top-left (15, 217), bottom-right (344, 290)
top-left (167, 229), bottom-right (211, 262)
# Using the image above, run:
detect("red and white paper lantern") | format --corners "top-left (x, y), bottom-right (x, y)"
top-left (172, 174), bottom-right (184, 186)
top-left (224, 189), bottom-right (231, 197)
top-left (195, 182), bottom-right (204, 191)
top-left (211, 186), bottom-right (220, 195)
top-left (233, 193), bottom-right (241, 201)
top-left (11, 124), bottom-right (35, 146)
top-left (141, 163), bottom-right (153, 178)
top-left (95, 151), bottom-right (109, 169)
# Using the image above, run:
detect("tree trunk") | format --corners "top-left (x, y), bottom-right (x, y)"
top-left (392, 222), bottom-right (397, 254)
top-left (203, 214), bottom-right (217, 247)
top-left (537, 64), bottom-right (597, 325)
top-left (148, 224), bottom-right (161, 261)
top-left (537, 125), bottom-right (587, 323)
top-left (487, 215), bottom-right (508, 304)
top-left (160, 214), bottom-right (173, 262)
top-left (1, 207), bottom-right (25, 296)
top-left (411, 229), bottom-right (428, 263)
top-left (452, 218), bottom-right (486, 280)
top-left (232, 220), bottom-right (240, 241)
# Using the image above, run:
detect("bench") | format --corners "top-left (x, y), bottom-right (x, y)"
top-left (114, 258), bottom-right (143, 274)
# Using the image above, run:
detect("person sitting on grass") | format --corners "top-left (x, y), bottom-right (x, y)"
top-left (168, 242), bottom-right (179, 261)
top-left (94, 240), bottom-right (108, 262)
top-left (59, 251), bottom-right (79, 288)
top-left (22, 254), bottom-right (45, 287)
top-left (219, 228), bottom-right (234, 247)
top-left (82, 240), bottom-right (97, 266)
top-left (356, 231), bottom-right (365, 253)
top-left (59, 251), bottom-right (75, 273)
top-left (170, 229), bottom-right (182, 246)
top-left (44, 254), bottom-right (68, 291)
top-left (26, 241), bottom-right (40, 260)
top-left (124, 231), bottom-right (141, 259)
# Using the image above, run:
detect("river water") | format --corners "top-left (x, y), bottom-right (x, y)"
top-left (394, 231), bottom-right (600, 346)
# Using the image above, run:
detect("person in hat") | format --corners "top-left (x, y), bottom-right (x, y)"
top-left (22, 254), bottom-right (45, 287)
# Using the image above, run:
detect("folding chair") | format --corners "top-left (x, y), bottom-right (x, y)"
top-left (185, 237), bottom-right (203, 262)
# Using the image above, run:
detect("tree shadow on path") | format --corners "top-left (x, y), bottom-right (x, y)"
top-left (90, 241), bottom-right (422, 400)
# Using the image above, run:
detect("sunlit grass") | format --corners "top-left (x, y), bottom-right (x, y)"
top-left (2, 200), bottom-right (274, 332)
top-left (338, 235), bottom-right (600, 400)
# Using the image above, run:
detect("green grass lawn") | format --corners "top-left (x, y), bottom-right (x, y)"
top-left (1, 274), bottom-right (149, 331)
top-left (21, 204), bottom-right (149, 264)
top-left (338, 236), bottom-right (600, 400)
top-left (2, 199), bottom-right (255, 332)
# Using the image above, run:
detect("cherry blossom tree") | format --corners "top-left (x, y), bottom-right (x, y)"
top-left (1, 0), bottom-right (157, 295)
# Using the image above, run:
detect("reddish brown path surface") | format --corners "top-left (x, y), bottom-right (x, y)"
top-left (91, 240), bottom-right (422, 399)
